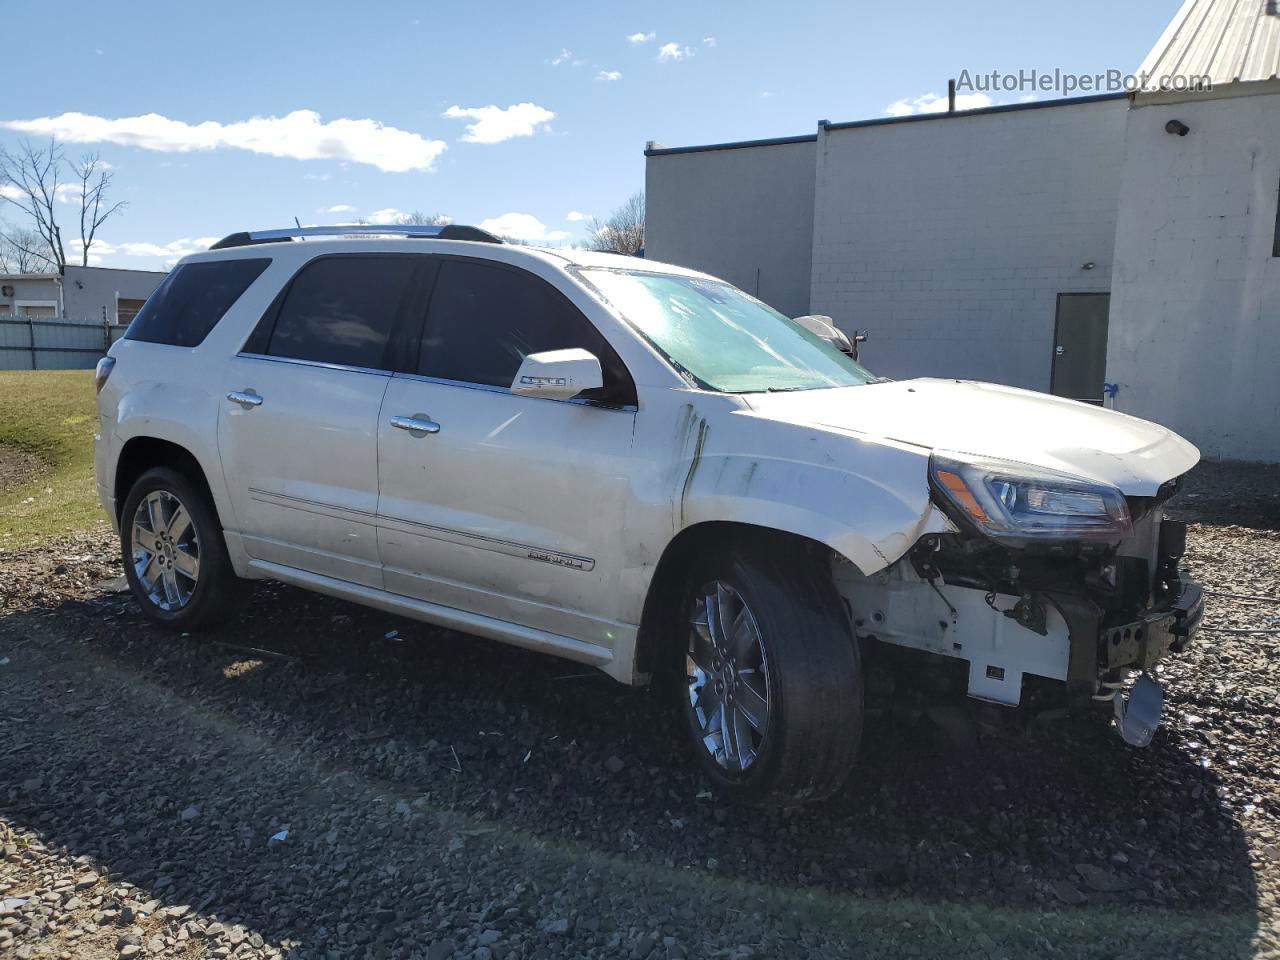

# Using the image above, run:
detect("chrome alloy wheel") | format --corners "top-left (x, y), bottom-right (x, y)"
top-left (130, 490), bottom-right (200, 611)
top-left (686, 580), bottom-right (772, 772)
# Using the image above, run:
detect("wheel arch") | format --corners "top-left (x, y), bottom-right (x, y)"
top-left (632, 520), bottom-right (847, 681)
top-left (114, 437), bottom-right (221, 528)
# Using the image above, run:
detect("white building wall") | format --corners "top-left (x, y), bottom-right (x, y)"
top-left (62, 265), bottom-right (166, 323)
top-left (644, 138), bottom-right (816, 317)
top-left (809, 99), bottom-right (1129, 390)
top-left (1107, 88), bottom-right (1280, 462)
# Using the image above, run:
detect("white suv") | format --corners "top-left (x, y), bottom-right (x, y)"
top-left (94, 224), bottom-right (1205, 805)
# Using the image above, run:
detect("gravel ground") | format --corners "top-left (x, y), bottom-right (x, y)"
top-left (0, 445), bottom-right (45, 494)
top-left (2, 463), bottom-right (1279, 959)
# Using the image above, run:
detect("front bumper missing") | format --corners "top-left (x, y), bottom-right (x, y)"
top-left (1102, 580), bottom-right (1205, 668)
top-left (1048, 577), bottom-right (1204, 745)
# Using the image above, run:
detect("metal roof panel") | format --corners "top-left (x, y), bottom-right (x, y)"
top-left (1139, 0), bottom-right (1280, 88)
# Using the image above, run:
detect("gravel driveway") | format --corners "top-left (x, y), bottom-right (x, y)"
top-left (2, 463), bottom-right (1278, 959)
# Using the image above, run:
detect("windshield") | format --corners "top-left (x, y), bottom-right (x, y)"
top-left (577, 268), bottom-right (875, 393)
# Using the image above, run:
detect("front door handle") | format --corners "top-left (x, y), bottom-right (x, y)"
top-left (390, 414), bottom-right (441, 435)
top-left (227, 389), bottom-right (263, 408)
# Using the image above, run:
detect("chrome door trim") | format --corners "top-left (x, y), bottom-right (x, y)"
top-left (244, 488), bottom-right (373, 519)
top-left (391, 371), bottom-right (638, 412)
top-left (236, 352), bottom-right (391, 378)
top-left (377, 513), bottom-right (596, 572)
top-left (250, 487), bottom-right (596, 572)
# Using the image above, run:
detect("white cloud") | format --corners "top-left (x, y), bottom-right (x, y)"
top-left (597, 70), bottom-right (622, 82)
top-left (657, 43), bottom-right (693, 62)
top-left (1, 110), bottom-right (448, 173)
top-left (883, 91), bottom-right (995, 117)
top-left (702, 37), bottom-right (717, 47)
top-left (626, 32), bottom-right (655, 44)
top-left (566, 210), bottom-right (589, 222)
top-left (550, 48), bottom-right (572, 66)
top-left (54, 183), bottom-right (85, 205)
top-left (368, 208), bottom-right (408, 224)
top-left (73, 236), bottom-right (220, 264)
top-left (323, 203), bottom-right (356, 213)
top-left (478, 212), bottom-right (568, 244)
top-left (1, 182), bottom-right (84, 205)
top-left (442, 103), bottom-right (555, 144)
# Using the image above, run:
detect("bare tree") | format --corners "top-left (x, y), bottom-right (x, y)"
top-left (402, 210), bottom-right (450, 225)
top-left (585, 192), bottom-right (644, 255)
top-left (347, 211), bottom-right (447, 227)
top-left (0, 225), bottom-right (56, 273)
top-left (72, 153), bottom-right (126, 267)
top-left (0, 140), bottom-right (66, 272)
top-left (0, 139), bottom-right (126, 273)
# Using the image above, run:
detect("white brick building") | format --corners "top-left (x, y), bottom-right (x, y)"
top-left (645, 0), bottom-right (1280, 461)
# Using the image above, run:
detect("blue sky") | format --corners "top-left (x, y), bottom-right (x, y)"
top-left (1, 0), bottom-right (1181, 271)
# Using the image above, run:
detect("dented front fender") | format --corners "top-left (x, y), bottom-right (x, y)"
top-left (664, 396), bottom-right (955, 575)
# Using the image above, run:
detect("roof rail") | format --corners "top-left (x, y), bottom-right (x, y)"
top-left (208, 223), bottom-right (503, 250)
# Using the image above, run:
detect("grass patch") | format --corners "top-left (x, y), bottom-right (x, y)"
top-left (0, 369), bottom-right (106, 548)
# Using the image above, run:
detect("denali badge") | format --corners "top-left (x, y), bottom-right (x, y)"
top-left (527, 548), bottom-right (593, 571)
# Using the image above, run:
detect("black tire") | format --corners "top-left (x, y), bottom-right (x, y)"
top-left (119, 466), bottom-right (244, 630)
top-left (670, 534), bottom-right (863, 806)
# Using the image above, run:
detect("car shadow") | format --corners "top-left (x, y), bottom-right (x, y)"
top-left (0, 571), bottom-right (1263, 955)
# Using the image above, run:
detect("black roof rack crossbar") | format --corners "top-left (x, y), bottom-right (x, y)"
top-left (209, 224), bottom-right (503, 250)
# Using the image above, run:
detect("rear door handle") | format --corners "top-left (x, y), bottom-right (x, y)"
top-left (390, 414), bottom-right (440, 435)
top-left (227, 390), bottom-right (263, 408)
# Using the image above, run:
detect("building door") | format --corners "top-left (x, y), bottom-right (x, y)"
top-left (1051, 293), bottom-right (1110, 403)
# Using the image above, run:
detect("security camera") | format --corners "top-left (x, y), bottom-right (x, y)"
top-left (1165, 119), bottom-right (1190, 137)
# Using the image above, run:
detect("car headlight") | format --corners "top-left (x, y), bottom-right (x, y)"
top-left (929, 453), bottom-right (1131, 545)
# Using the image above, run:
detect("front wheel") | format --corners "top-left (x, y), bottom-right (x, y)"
top-left (120, 466), bottom-right (243, 630)
top-left (673, 537), bottom-right (864, 806)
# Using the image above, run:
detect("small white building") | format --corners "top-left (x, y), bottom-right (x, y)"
top-left (0, 265), bottom-right (167, 370)
top-left (645, 0), bottom-right (1280, 462)
top-left (0, 264), bottom-right (166, 324)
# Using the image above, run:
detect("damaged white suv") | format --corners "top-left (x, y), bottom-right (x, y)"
top-left (94, 224), bottom-right (1204, 805)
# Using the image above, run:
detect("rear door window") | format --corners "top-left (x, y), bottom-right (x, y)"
top-left (416, 258), bottom-right (635, 404)
top-left (125, 258), bottom-right (269, 347)
top-left (256, 256), bottom-right (424, 370)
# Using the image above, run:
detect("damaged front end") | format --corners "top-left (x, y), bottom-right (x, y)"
top-left (833, 452), bottom-right (1204, 745)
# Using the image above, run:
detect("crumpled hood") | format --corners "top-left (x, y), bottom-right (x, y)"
top-left (743, 378), bottom-right (1200, 495)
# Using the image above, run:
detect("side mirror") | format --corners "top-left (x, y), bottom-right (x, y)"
top-left (510, 348), bottom-right (604, 400)
top-left (793, 314), bottom-right (854, 357)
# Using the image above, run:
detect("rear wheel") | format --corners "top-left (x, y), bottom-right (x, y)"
top-left (120, 467), bottom-right (242, 629)
top-left (673, 536), bottom-right (863, 806)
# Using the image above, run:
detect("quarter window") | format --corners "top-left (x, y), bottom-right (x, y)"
top-left (263, 256), bottom-right (421, 369)
top-left (125, 259), bottom-right (269, 347)
top-left (417, 259), bottom-right (634, 404)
